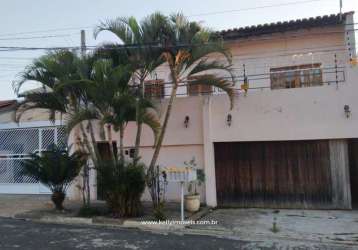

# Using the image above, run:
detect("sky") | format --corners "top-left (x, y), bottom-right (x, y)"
top-left (0, 0), bottom-right (357, 100)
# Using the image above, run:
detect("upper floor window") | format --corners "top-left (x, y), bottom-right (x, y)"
top-left (270, 64), bottom-right (322, 90)
top-left (144, 79), bottom-right (164, 98)
top-left (187, 76), bottom-right (213, 96)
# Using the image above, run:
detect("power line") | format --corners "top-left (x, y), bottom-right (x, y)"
top-left (0, 34), bottom-right (78, 41)
top-left (0, 26), bottom-right (91, 38)
top-left (0, 45), bottom-right (353, 65)
top-left (188, 0), bottom-right (333, 17)
top-left (0, 57), bottom-right (36, 60)
top-left (0, 26), bottom-right (356, 52)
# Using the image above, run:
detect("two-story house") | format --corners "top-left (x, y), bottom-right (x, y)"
top-left (1, 12), bottom-right (357, 209)
top-left (91, 11), bottom-right (356, 209)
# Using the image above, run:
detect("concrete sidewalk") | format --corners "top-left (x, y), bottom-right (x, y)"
top-left (0, 194), bottom-right (54, 218)
top-left (188, 208), bottom-right (358, 246)
top-left (0, 194), bottom-right (205, 230)
top-left (2, 194), bottom-right (358, 248)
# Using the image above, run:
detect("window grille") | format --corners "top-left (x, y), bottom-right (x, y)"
top-left (0, 126), bottom-right (66, 184)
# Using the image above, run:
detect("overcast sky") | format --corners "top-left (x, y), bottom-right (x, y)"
top-left (0, 0), bottom-right (357, 100)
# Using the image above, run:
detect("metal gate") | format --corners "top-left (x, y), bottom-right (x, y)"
top-left (0, 124), bottom-right (66, 194)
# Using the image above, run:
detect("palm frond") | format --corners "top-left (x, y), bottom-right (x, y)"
top-left (188, 75), bottom-right (236, 109)
top-left (15, 92), bottom-right (67, 123)
top-left (141, 111), bottom-right (161, 145)
top-left (21, 146), bottom-right (85, 193)
top-left (65, 108), bottom-right (100, 133)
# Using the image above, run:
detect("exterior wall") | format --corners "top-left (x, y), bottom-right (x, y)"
top-left (210, 70), bottom-right (358, 142)
top-left (148, 25), bottom-right (349, 95)
top-left (0, 109), bottom-right (57, 123)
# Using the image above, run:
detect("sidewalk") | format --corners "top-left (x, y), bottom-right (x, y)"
top-left (187, 208), bottom-right (358, 246)
top-left (0, 194), bottom-right (207, 230)
top-left (2, 194), bottom-right (358, 248)
top-left (0, 194), bottom-right (53, 218)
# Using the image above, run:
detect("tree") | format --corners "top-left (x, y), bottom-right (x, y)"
top-left (146, 13), bottom-right (236, 208)
top-left (63, 58), bottom-right (161, 163)
top-left (21, 146), bottom-right (85, 210)
top-left (94, 13), bottom-right (167, 163)
top-left (14, 50), bottom-right (99, 207)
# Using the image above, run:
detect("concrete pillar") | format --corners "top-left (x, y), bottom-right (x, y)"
top-left (203, 96), bottom-right (217, 207)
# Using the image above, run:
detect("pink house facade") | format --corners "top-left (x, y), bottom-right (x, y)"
top-left (68, 12), bottom-right (358, 209)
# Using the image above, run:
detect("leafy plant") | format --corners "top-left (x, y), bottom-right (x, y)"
top-left (21, 146), bottom-right (85, 210)
top-left (97, 160), bottom-right (146, 217)
top-left (153, 201), bottom-right (167, 221)
top-left (78, 206), bottom-right (102, 218)
top-left (184, 157), bottom-right (205, 195)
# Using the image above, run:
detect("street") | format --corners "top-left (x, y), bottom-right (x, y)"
top-left (0, 217), bottom-right (355, 250)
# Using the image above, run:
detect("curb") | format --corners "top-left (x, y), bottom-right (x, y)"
top-left (33, 216), bottom-right (185, 232)
top-left (12, 206), bottom-right (213, 232)
top-left (40, 216), bottom-right (93, 225)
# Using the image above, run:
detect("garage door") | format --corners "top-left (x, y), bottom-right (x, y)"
top-left (214, 140), bottom-right (333, 208)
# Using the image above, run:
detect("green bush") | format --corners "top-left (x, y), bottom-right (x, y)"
top-left (78, 206), bottom-right (102, 218)
top-left (21, 146), bottom-right (85, 210)
top-left (97, 160), bottom-right (146, 217)
top-left (153, 201), bottom-right (167, 221)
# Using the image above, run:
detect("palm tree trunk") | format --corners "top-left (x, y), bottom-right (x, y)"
top-left (106, 124), bottom-right (115, 162)
top-left (133, 116), bottom-right (142, 165)
top-left (88, 121), bottom-right (100, 163)
top-left (133, 77), bottom-right (145, 165)
top-left (119, 125), bottom-right (125, 164)
top-left (149, 82), bottom-right (177, 171)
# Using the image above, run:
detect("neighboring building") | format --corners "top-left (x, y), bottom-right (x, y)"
top-left (75, 12), bottom-right (356, 209)
top-left (0, 101), bottom-right (66, 194)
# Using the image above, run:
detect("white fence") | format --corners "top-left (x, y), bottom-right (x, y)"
top-left (0, 124), bottom-right (66, 193)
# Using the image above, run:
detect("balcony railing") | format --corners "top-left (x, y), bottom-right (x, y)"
top-left (139, 65), bottom-right (346, 98)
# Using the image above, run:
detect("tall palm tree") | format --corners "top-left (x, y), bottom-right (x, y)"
top-left (146, 13), bottom-right (236, 207)
top-left (94, 13), bottom-right (167, 163)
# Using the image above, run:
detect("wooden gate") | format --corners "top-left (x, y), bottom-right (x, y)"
top-left (349, 139), bottom-right (358, 208)
top-left (214, 140), bottom-right (332, 208)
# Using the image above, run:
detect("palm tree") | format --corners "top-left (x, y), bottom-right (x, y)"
top-left (146, 13), bottom-right (236, 207)
top-left (21, 146), bottom-right (85, 210)
top-left (14, 50), bottom-right (101, 207)
top-left (63, 58), bottom-right (161, 163)
top-left (94, 13), bottom-right (167, 163)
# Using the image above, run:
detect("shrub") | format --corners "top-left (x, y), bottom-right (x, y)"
top-left (153, 201), bottom-right (167, 221)
top-left (78, 206), bottom-right (102, 218)
top-left (97, 160), bottom-right (146, 217)
top-left (21, 146), bottom-right (85, 210)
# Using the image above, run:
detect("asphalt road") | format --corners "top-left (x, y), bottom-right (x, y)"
top-left (0, 217), bottom-right (248, 250)
top-left (0, 217), bottom-right (353, 250)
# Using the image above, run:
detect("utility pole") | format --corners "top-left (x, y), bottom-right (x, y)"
top-left (80, 30), bottom-right (86, 57)
top-left (339, 0), bottom-right (343, 21)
